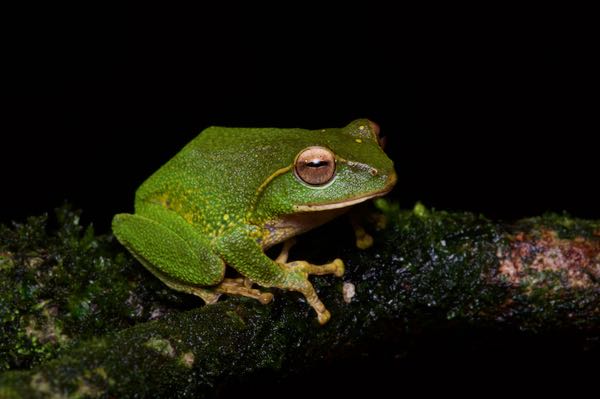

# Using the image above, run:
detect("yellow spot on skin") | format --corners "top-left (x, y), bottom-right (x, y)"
top-left (223, 214), bottom-right (229, 221)
top-left (355, 138), bottom-right (362, 143)
top-left (183, 213), bottom-right (194, 224)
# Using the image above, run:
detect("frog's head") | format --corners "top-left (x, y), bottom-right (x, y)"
top-left (255, 119), bottom-right (397, 219)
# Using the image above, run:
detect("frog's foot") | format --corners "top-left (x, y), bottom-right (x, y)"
top-left (170, 285), bottom-right (222, 305)
top-left (278, 259), bottom-right (345, 325)
top-left (350, 218), bottom-right (374, 250)
top-left (284, 259), bottom-right (345, 277)
top-left (280, 270), bottom-right (331, 324)
top-left (354, 226), bottom-right (374, 250)
top-left (215, 278), bottom-right (274, 304)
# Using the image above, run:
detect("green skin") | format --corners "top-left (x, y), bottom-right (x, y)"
top-left (113, 119), bottom-right (396, 324)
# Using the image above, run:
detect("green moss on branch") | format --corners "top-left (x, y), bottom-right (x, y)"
top-left (0, 202), bottom-right (598, 397)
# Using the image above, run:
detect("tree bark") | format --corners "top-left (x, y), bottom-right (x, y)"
top-left (0, 203), bottom-right (598, 398)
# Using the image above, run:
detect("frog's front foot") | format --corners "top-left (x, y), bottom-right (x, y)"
top-left (285, 259), bottom-right (345, 277)
top-left (279, 258), bottom-right (344, 324)
top-left (274, 239), bottom-right (346, 278)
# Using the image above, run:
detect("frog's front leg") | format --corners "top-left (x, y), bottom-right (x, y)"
top-left (275, 238), bottom-right (344, 277)
top-left (216, 227), bottom-right (344, 324)
top-left (275, 238), bottom-right (297, 263)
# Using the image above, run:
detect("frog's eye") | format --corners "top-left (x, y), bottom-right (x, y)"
top-left (294, 146), bottom-right (336, 186)
top-left (369, 120), bottom-right (386, 149)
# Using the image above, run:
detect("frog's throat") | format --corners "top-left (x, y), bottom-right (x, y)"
top-left (293, 187), bottom-right (390, 212)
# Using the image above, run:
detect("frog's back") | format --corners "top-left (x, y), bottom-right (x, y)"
top-left (134, 126), bottom-right (307, 234)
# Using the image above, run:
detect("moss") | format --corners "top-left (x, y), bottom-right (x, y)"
top-left (363, 200), bottom-right (507, 323)
top-left (0, 202), bottom-right (597, 397)
top-left (0, 206), bottom-right (193, 372)
top-left (144, 337), bottom-right (176, 358)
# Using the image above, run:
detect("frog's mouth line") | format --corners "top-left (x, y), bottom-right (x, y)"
top-left (293, 172), bottom-right (397, 212)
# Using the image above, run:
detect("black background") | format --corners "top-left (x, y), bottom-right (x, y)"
top-left (2, 4), bottom-right (597, 229)
top-left (1, 4), bottom-right (597, 396)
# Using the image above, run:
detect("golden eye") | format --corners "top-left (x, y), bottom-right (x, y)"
top-left (294, 146), bottom-right (336, 186)
top-left (369, 120), bottom-right (386, 149)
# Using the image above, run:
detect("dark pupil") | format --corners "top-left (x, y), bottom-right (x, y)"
top-left (306, 160), bottom-right (327, 168)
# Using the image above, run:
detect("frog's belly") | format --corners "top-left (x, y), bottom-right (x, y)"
top-left (262, 208), bottom-right (349, 249)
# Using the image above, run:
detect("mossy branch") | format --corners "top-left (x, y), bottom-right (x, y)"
top-left (0, 203), bottom-right (598, 397)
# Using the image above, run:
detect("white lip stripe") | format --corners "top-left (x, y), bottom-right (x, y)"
top-left (293, 190), bottom-right (388, 212)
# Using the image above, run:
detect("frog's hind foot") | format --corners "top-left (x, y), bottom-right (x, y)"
top-left (215, 278), bottom-right (274, 304)
top-left (170, 284), bottom-right (222, 305)
top-left (178, 279), bottom-right (272, 305)
top-left (350, 217), bottom-right (374, 250)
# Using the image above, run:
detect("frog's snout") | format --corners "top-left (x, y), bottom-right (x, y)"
top-left (387, 170), bottom-right (398, 187)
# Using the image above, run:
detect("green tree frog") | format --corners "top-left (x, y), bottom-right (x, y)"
top-left (112, 119), bottom-right (396, 324)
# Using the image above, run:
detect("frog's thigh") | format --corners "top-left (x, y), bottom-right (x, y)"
top-left (112, 213), bottom-right (225, 288)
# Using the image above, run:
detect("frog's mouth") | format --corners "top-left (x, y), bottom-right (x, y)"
top-left (293, 171), bottom-right (397, 212)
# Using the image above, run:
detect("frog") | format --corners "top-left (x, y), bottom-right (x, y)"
top-left (112, 119), bottom-right (397, 324)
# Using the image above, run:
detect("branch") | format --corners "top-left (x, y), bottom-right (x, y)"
top-left (0, 203), bottom-right (598, 397)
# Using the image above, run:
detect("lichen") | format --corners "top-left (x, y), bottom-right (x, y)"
top-left (498, 229), bottom-right (599, 288)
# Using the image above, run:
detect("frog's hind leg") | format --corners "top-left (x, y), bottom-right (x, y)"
top-left (113, 207), bottom-right (226, 303)
top-left (162, 277), bottom-right (273, 305)
top-left (214, 278), bottom-right (274, 304)
top-left (160, 280), bottom-right (222, 305)
top-left (165, 279), bottom-right (273, 305)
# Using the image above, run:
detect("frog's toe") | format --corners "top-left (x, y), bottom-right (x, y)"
top-left (258, 292), bottom-right (274, 304)
top-left (355, 232), bottom-right (374, 250)
top-left (215, 278), bottom-right (274, 305)
top-left (185, 287), bottom-right (221, 304)
top-left (317, 309), bottom-right (331, 325)
top-left (332, 258), bottom-right (345, 277)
